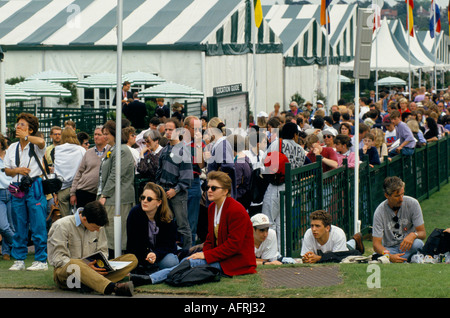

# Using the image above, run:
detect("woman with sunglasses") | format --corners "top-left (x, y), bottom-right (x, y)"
top-left (126, 182), bottom-right (179, 276)
top-left (130, 171), bottom-right (256, 286)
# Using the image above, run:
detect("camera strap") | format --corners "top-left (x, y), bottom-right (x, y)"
top-left (28, 143), bottom-right (49, 180)
top-left (15, 142), bottom-right (33, 182)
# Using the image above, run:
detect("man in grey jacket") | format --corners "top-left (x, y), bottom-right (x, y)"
top-left (47, 201), bottom-right (138, 296)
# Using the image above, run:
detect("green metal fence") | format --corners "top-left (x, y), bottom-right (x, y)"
top-left (280, 133), bottom-right (450, 257)
top-left (6, 106), bottom-right (109, 145)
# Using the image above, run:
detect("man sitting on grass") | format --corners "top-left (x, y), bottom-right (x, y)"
top-left (372, 176), bottom-right (426, 263)
top-left (47, 201), bottom-right (138, 296)
top-left (251, 213), bottom-right (282, 265)
top-left (301, 210), bottom-right (364, 263)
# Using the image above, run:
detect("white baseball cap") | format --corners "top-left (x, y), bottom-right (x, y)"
top-left (251, 213), bottom-right (271, 229)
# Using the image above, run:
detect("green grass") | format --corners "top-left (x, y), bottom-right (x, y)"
top-left (1, 182), bottom-right (449, 298)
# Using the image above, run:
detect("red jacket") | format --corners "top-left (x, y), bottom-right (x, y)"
top-left (203, 197), bottom-right (257, 276)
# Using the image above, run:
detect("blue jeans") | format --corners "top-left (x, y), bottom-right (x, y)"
top-left (187, 178), bottom-right (202, 243)
top-left (385, 239), bottom-right (424, 262)
top-left (149, 257), bottom-right (222, 285)
top-left (389, 147), bottom-right (414, 157)
top-left (157, 253), bottom-right (180, 270)
top-left (0, 189), bottom-right (14, 256)
top-left (10, 178), bottom-right (48, 262)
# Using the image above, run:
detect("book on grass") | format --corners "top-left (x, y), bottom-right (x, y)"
top-left (83, 251), bottom-right (131, 272)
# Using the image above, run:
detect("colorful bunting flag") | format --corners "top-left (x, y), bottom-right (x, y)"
top-left (406, 0), bottom-right (414, 37)
top-left (429, 0), bottom-right (441, 38)
top-left (254, 0), bottom-right (263, 28)
top-left (321, 0), bottom-right (331, 33)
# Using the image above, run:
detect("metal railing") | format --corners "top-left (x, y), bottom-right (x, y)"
top-left (280, 133), bottom-right (450, 257)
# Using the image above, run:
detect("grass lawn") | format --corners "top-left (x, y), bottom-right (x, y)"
top-left (0, 182), bottom-right (449, 298)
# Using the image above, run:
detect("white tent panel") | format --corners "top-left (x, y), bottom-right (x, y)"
top-left (95, 0), bottom-right (170, 46)
top-left (42, 0), bottom-right (117, 46)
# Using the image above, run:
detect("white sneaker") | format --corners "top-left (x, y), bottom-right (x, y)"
top-left (26, 261), bottom-right (48, 271)
top-left (9, 260), bottom-right (25, 271)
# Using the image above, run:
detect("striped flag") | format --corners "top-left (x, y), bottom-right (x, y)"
top-left (321, 0), bottom-right (331, 33)
top-left (429, 0), bottom-right (441, 38)
top-left (254, 0), bottom-right (263, 28)
top-left (448, 0), bottom-right (450, 36)
top-left (406, 0), bottom-right (414, 37)
top-left (372, 0), bottom-right (382, 32)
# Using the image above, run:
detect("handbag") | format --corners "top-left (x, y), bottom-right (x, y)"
top-left (8, 183), bottom-right (26, 199)
top-left (29, 144), bottom-right (63, 195)
top-left (47, 196), bottom-right (61, 224)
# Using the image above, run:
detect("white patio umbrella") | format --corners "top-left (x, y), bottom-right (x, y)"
top-left (15, 80), bottom-right (72, 115)
top-left (339, 74), bottom-right (352, 83)
top-left (76, 72), bottom-right (133, 88)
top-left (376, 76), bottom-right (406, 86)
top-left (1, 84), bottom-right (32, 101)
top-left (25, 70), bottom-right (78, 83)
top-left (15, 80), bottom-right (72, 97)
top-left (137, 82), bottom-right (203, 99)
top-left (124, 71), bottom-right (165, 86)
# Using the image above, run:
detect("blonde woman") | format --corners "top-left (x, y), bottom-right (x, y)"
top-left (370, 128), bottom-right (388, 162)
top-left (54, 127), bottom-right (86, 216)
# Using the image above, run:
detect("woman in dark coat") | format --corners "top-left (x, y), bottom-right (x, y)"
top-left (126, 182), bottom-right (179, 275)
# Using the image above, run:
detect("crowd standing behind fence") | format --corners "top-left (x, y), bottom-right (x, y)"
top-left (0, 86), bottom-right (449, 283)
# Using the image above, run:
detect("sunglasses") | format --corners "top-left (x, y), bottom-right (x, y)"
top-left (392, 215), bottom-right (400, 229)
top-left (206, 186), bottom-right (225, 192)
top-left (324, 135), bottom-right (334, 138)
top-left (140, 195), bottom-right (158, 202)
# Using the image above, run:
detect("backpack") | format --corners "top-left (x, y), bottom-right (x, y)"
top-left (263, 138), bottom-right (289, 185)
top-left (165, 260), bottom-right (221, 287)
top-left (420, 228), bottom-right (450, 256)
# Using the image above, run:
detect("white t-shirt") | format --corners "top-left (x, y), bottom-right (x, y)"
top-left (301, 225), bottom-right (348, 256)
top-left (254, 228), bottom-right (280, 261)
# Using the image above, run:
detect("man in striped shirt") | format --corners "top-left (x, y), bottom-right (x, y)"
top-left (156, 118), bottom-right (193, 249)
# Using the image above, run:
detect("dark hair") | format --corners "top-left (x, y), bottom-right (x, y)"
top-left (0, 133), bottom-right (8, 151)
top-left (310, 210), bottom-right (332, 228)
top-left (149, 117), bottom-right (161, 126)
top-left (81, 201), bottom-right (109, 227)
top-left (425, 117), bottom-right (439, 136)
top-left (103, 120), bottom-right (128, 144)
top-left (16, 113), bottom-right (39, 136)
top-left (335, 134), bottom-right (352, 148)
top-left (332, 111), bottom-right (341, 122)
top-left (77, 131), bottom-right (90, 144)
top-left (312, 116), bottom-right (324, 129)
top-left (280, 122), bottom-right (298, 139)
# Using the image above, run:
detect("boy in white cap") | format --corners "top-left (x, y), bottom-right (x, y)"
top-left (251, 213), bottom-right (282, 265)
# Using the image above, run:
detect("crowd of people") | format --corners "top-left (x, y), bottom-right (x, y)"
top-left (0, 83), bottom-right (448, 296)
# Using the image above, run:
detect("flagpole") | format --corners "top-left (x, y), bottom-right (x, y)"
top-left (114, 0), bottom-right (123, 257)
top-left (433, 2), bottom-right (437, 92)
top-left (251, 0), bottom-right (257, 118)
top-left (326, 6), bottom-right (330, 115)
top-left (407, 1), bottom-right (412, 97)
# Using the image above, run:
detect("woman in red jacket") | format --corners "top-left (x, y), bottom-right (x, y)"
top-left (130, 171), bottom-right (256, 286)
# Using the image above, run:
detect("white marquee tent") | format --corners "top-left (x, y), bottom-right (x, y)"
top-left (0, 0), bottom-right (284, 115)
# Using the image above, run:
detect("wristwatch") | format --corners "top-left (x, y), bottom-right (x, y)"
top-left (414, 232), bottom-right (419, 238)
top-left (24, 136), bottom-right (28, 141)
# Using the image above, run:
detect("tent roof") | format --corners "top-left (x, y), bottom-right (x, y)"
top-left (340, 17), bottom-right (424, 72)
top-left (0, 0), bottom-right (281, 54)
top-left (262, 3), bottom-right (356, 65)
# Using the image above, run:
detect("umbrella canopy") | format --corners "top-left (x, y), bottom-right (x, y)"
top-left (1, 84), bottom-right (32, 101)
top-left (15, 80), bottom-right (72, 97)
top-left (124, 71), bottom-right (165, 86)
top-left (339, 74), bottom-right (352, 83)
top-left (25, 70), bottom-right (78, 83)
top-left (138, 82), bottom-right (203, 99)
top-left (376, 76), bottom-right (406, 86)
top-left (77, 72), bottom-right (133, 89)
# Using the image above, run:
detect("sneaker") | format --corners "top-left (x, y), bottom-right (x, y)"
top-left (9, 260), bottom-right (25, 271)
top-left (26, 261), bottom-right (48, 271)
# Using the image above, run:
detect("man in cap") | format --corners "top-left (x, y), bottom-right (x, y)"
top-left (251, 214), bottom-right (282, 265)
